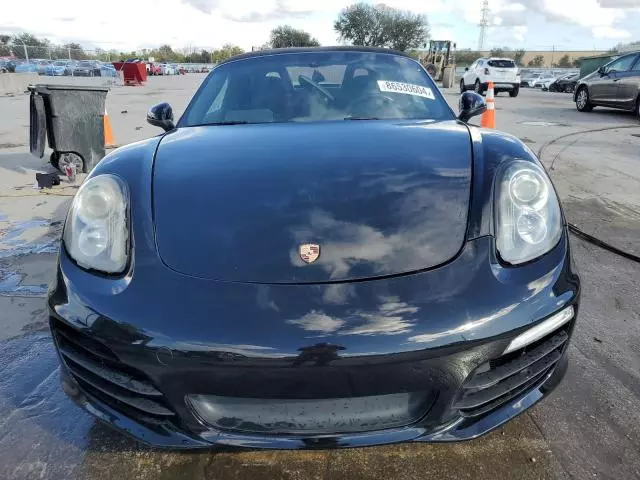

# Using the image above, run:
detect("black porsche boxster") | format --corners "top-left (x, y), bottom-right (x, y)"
top-left (49, 47), bottom-right (580, 449)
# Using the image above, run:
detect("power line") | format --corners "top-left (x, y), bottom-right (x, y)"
top-left (478, 0), bottom-right (489, 51)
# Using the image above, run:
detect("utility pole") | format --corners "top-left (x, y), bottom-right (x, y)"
top-left (478, 0), bottom-right (489, 52)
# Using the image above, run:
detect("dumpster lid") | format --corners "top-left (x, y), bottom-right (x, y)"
top-left (28, 84), bottom-right (110, 93)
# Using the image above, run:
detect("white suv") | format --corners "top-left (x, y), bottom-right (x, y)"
top-left (461, 58), bottom-right (521, 97)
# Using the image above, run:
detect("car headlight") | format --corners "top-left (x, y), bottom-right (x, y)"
top-left (495, 160), bottom-right (562, 264)
top-left (63, 175), bottom-right (129, 273)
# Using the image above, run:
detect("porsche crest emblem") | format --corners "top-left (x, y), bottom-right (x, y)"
top-left (299, 244), bottom-right (321, 264)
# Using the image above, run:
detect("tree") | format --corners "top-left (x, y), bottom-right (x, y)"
top-left (211, 44), bottom-right (244, 63)
top-left (334, 3), bottom-right (429, 51)
top-left (154, 44), bottom-right (179, 62)
top-left (490, 47), bottom-right (508, 57)
top-left (63, 42), bottom-right (87, 60)
top-left (198, 49), bottom-right (211, 63)
top-left (0, 35), bottom-right (11, 57)
top-left (455, 49), bottom-right (482, 66)
top-left (557, 54), bottom-right (571, 68)
top-left (513, 49), bottom-right (526, 65)
top-left (270, 25), bottom-right (320, 48)
top-left (528, 55), bottom-right (545, 67)
top-left (11, 33), bottom-right (50, 59)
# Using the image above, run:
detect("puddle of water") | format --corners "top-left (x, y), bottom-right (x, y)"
top-left (0, 218), bottom-right (59, 259)
top-left (0, 269), bottom-right (48, 297)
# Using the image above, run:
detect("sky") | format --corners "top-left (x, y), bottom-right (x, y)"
top-left (2, 0), bottom-right (640, 52)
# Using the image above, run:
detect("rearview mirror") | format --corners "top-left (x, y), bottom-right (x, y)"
top-left (147, 102), bottom-right (175, 132)
top-left (458, 91), bottom-right (487, 123)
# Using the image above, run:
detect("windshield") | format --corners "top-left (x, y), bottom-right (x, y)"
top-left (488, 59), bottom-right (515, 68)
top-left (180, 50), bottom-right (453, 126)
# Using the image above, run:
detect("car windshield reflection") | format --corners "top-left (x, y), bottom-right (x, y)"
top-left (180, 50), bottom-right (454, 126)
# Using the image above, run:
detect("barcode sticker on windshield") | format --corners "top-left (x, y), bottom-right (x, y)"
top-left (377, 81), bottom-right (435, 100)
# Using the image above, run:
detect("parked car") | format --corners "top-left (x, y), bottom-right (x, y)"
top-left (147, 63), bottom-right (162, 75)
top-left (549, 73), bottom-right (580, 93)
top-left (100, 62), bottom-right (118, 78)
top-left (14, 61), bottom-right (40, 73)
top-left (575, 51), bottom-right (640, 117)
top-left (50, 46), bottom-right (579, 449)
top-left (0, 58), bottom-right (17, 73)
top-left (42, 60), bottom-right (69, 76)
top-left (522, 73), bottom-right (556, 88)
top-left (540, 76), bottom-right (560, 91)
top-left (160, 63), bottom-right (177, 75)
top-left (460, 57), bottom-right (520, 97)
top-left (72, 60), bottom-right (101, 76)
top-left (35, 59), bottom-right (53, 75)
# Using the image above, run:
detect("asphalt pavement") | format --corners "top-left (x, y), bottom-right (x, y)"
top-left (0, 77), bottom-right (639, 479)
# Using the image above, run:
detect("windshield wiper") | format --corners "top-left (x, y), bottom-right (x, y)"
top-left (203, 121), bottom-right (250, 125)
top-left (344, 116), bottom-right (380, 121)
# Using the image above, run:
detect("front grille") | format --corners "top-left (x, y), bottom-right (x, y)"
top-left (51, 318), bottom-right (174, 418)
top-left (454, 328), bottom-right (569, 418)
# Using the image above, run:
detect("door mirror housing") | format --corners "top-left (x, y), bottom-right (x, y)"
top-left (458, 91), bottom-right (487, 123)
top-left (147, 102), bottom-right (175, 132)
top-left (465, 67), bottom-right (469, 71)
top-left (598, 65), bottom-right (607, 75)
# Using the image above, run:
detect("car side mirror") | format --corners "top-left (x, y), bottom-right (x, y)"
top-left (465, 67), bottom-right (469, 71)
top-left (458, 91), bottom-right (487, 123)
top-left (598, 66), bottom-right (607, 75)
top-left (147, 102), bottom-right (175, 132)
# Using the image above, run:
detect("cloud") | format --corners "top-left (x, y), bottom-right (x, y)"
top-left (180, 0), bottom-right (220, 13)
top-left (285, 298), bottom-right (419, 337)
top-left (598, 0), bottom-right (640, 7)
top-left (2, 0), bottom-right (640, 52)
top-left (592, 26), bottom-right (632, 38)
top-left (510, 25), bottom-right (528, 42)
top-left (286, 310), bottom-right (345, 333)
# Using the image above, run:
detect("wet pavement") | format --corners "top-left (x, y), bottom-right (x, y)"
top-left (0, 80), bottom-right (639, 479)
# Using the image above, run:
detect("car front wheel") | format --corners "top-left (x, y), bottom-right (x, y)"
top-left (474, 79), bottom-right (481, 93)
top-left (576, 87), bottom-right (593, 112)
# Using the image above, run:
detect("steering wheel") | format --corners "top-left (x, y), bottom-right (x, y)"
top-left (298, 75), bottom-right (335, 102)
top-left (349, 93), bottom-right (395, 115)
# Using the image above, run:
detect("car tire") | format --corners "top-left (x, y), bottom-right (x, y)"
top-left (460, 79), bottom-right (466, 93)
top-left (576, 87), bottom-right (593, 112)
top-left (474, 79), bottom-right (482, 94)
top-left (636, 96), bottom-right (640, 119)
top-left (51, 152), bottom-right (85, 173)
top-left (509, 86), bottom-right (520, 97)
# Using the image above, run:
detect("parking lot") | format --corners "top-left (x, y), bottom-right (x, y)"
top-left (0, 76), bottom-right (639, 479)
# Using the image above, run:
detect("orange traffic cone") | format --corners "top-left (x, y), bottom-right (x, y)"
top-left (104, 108), bottom-right (116, 148)
top-left (480, 82), bottom-right (496, 129)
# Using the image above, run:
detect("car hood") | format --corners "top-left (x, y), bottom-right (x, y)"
top-left (152, 120), bottom-right (472, 284)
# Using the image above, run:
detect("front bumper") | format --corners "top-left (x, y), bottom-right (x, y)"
top-left (48, 235), bottom-right (580, 449)
top-left (57, 349), bottom-right (569, 449)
